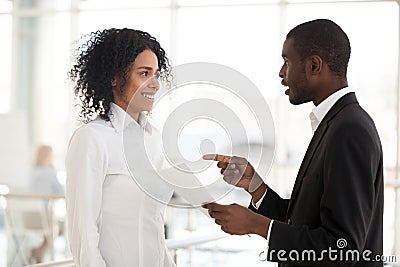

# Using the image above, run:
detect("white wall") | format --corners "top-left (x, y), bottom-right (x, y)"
top-left (0, 112), bottom-right (30, 190)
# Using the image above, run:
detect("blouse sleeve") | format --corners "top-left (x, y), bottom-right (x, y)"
top-left (65, 126), bottom-right (108, 267)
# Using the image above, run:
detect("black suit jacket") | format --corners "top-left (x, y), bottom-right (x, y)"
top-left (251, 93), bottom-right (383, 267)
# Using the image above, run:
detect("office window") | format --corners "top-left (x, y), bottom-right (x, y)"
top-left (0, 15), bottom-right (12, 113)
top-left (77, 8), bottom-right (171, 52)
top-left (0, 1), bottom-right (399, 266)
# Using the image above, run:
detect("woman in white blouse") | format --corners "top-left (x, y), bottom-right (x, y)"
top-left (66, 28), bottom-right (175, 267)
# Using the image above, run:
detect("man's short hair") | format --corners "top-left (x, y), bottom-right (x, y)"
top-left (287, 19), bottom-right (351, 78)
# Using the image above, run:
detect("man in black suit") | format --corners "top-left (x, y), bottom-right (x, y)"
top-left (202, 19), bottom-right (383, 266)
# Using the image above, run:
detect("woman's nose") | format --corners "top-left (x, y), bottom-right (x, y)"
top-left (148, 76), bottom-right (160, 90)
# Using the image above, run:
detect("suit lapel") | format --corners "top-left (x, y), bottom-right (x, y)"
top-left (285, 93), bottom-right (359, 219)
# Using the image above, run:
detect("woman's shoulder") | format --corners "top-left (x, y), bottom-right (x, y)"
top-left (75, 117), bottom-right (110, 132)
top-left (70, 119), bottom-right (109, 143)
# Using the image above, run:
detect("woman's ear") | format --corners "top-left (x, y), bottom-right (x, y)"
top-left (111, 78), bottom-right (117, 87)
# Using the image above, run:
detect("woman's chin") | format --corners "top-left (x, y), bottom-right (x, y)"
top-left (141, 106), bottom-right (153, 113)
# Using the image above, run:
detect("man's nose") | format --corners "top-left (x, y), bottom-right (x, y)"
top-left (279, 67), bottom-right (285, 78)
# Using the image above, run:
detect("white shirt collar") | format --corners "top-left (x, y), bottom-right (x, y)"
top-left (310, 86), bottom-right (354, 133)
top-left (109, 102), bottom-right (152, 134)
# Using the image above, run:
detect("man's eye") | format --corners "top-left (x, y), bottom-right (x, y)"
top-left (140, 71), bottom-right (148, 77)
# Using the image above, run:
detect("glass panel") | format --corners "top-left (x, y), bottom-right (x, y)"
top-left (0, 0), bottom-right (12, 12)
top-left (18, 0), bottom-right (70, 9)
top-left (287, 0), bottom-right (364, 2)
top-left (79, 0), bottom-right (170, 9)
top-left (0, 15), bottom-right (12, 113)
top-left (384, 186), bottom-right (396, 257)
top-left (78, 8), bottom-right (171, 55)
top-left (177, 0), bottom-right (279, 6)
top-left (176, 5), bottom-right (281, 99)
top-left (16, 13), bottom-right (72, 161)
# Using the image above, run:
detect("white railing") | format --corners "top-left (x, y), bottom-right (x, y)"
top-left (166, 232), bottom-right (228, 249)
top-left (386, 179), bottom-right (400, 188)
top-left (25, 259), bottom-right (75, 267)
top-left (0, 193), bottom-right (65, 199)
top-left (24, 232), bottom-right (229, 267)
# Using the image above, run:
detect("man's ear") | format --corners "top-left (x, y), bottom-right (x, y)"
top-left (111, 78), bottom-right (117, 87)
top-left (310, 55), bottom-right (323, 74)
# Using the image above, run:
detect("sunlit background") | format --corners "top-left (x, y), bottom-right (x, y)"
top-left (0, 0), bottom-right (399, 266)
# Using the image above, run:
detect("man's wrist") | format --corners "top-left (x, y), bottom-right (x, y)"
top-left (251, 214), bottom-right (271, 238)
top-left (250, 183), bottom-right (267, 203)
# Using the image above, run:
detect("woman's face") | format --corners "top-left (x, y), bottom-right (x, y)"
top-left (113, 49), bottom-right (160, 120)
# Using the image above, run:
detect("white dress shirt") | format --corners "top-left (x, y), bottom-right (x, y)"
top-left (66, 103), bottom-right (175, 267)
top-left (254, 86), bottom-right (354, 247)
top-left (309, 86), bottom-right (354, 132)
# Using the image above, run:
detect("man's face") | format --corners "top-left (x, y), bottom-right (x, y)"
top-left (279, 38), bottom-right (313, 105)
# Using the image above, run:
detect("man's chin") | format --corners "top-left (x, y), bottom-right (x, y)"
top-left (289, 96), bottom-right (301, 105)
top-left (289, 96), bottom-right (309, 106)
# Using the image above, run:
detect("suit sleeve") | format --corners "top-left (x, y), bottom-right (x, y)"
top-left (65, 127), bottom-right (108, 267)
top-left (249, 186), bottom-right (289, 222)
top-left (268, 120), bottom-right (382, 266)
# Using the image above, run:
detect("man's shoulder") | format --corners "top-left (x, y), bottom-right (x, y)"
top-left (327, 102), bottom-right (381, 144)
top-left (334, 101), bottom-right (375, 126)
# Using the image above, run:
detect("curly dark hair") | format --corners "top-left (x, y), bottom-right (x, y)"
top-left (287, 19), bottom-right (351, 78)
top-left (69, 28), bottom-right (171, 123)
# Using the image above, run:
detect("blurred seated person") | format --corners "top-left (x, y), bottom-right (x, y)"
top-left (28, 145), bottom-right (64, 263)
top-left (30, 145), bottom-right (64, 196)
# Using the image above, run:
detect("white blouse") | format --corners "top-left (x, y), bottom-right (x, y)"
top-left (65, 103), bottom-right (175, 267)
